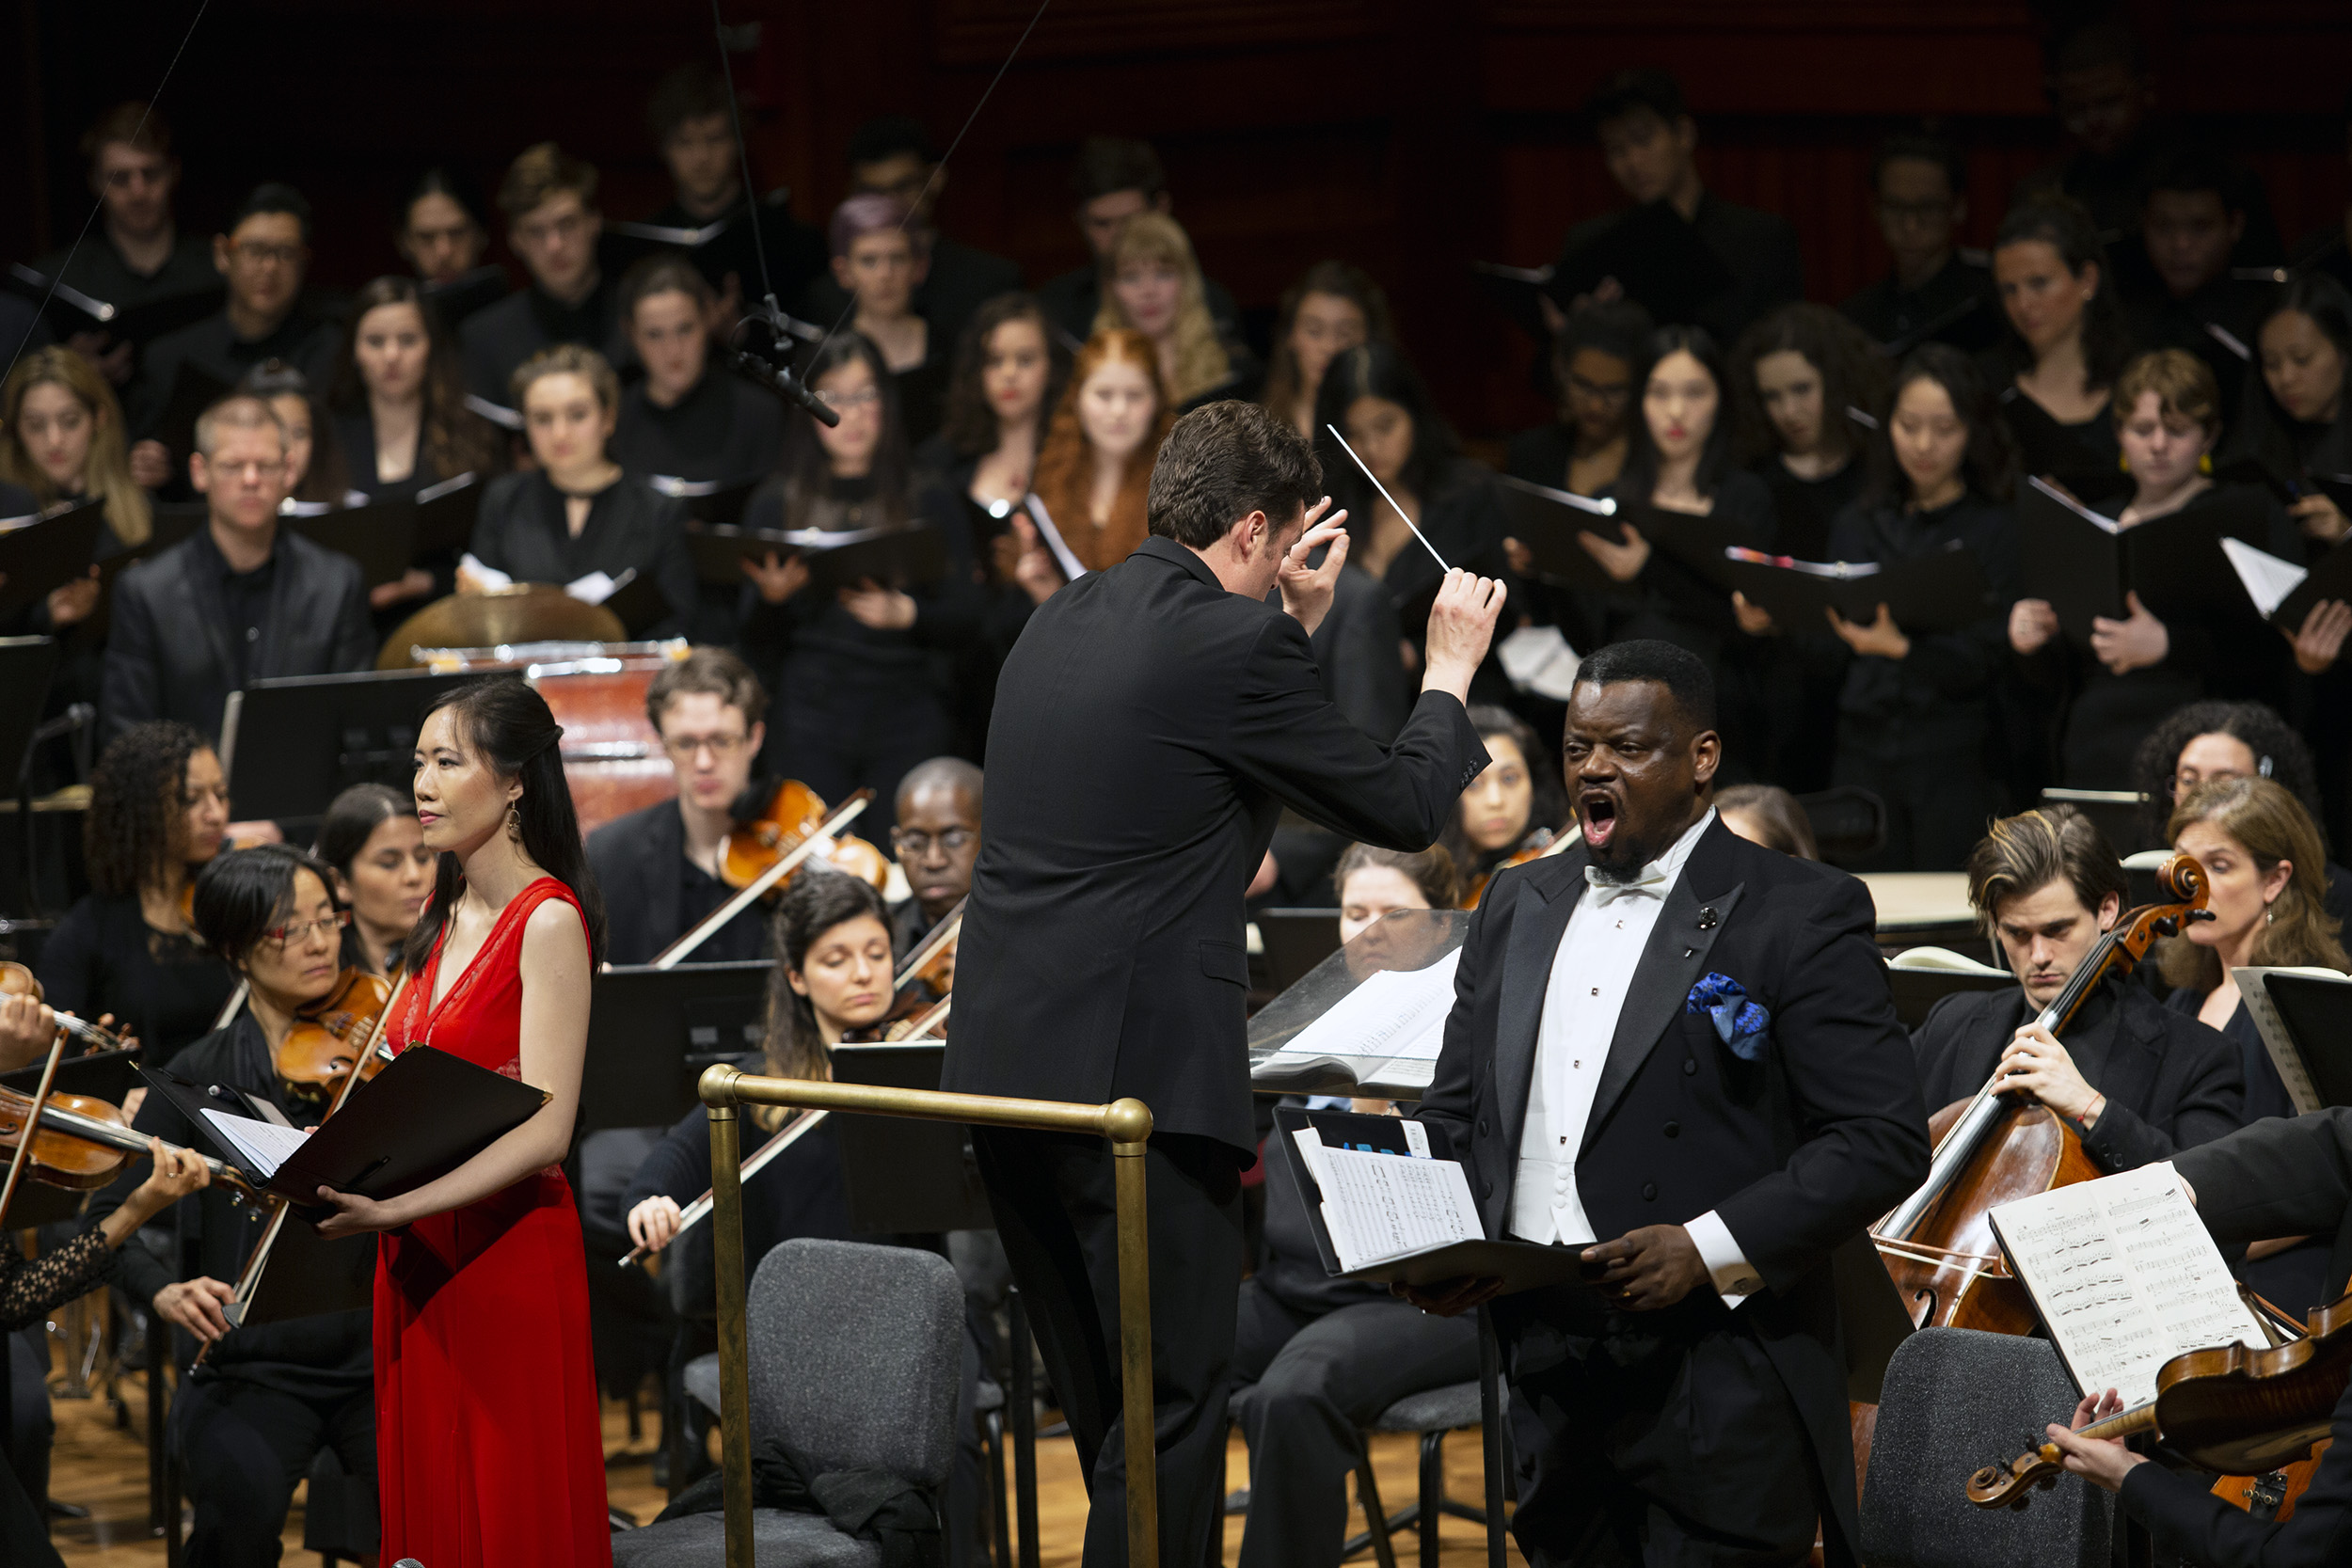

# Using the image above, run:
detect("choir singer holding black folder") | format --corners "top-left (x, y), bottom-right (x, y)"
top-left (941, 401), bottom-right (1503, 1566)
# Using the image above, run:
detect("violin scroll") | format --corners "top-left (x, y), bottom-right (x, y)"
top-left (1965, 1447), bottom-right (2066, 1510)
top-left (2153, 850), bottom-right (2207, 911)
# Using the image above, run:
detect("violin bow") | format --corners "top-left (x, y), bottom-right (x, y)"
top-left (893, 903), bottom-right (963, 993)
top-left (650, 790), bottom-right (874, 970)
top-left (0, 1026), bottom-right (69, 1232)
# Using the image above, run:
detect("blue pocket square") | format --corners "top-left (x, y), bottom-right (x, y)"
top-left (1685, 973), bottom-right (1771, 1061)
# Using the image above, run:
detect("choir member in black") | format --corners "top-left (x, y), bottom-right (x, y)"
top-left (2130, 701), bottom-right (2352, 919)
top-left (1989, 197), bottom-right (2134, 497)
top-left (887, 756), bottom-right (981, 957)
top-left (796, 116), bottom-right (1023, 353)
top-left (1312, 341), bottom-right (1515, 705)
top-left (2230, 273), bottom-right (2352, 551)
top-left (2123, 144), bottom-right (2272, 427)
top-left (1092, 211), bottom-right (1260, 411)
top-left (238, 360), bottom-right (350, 508)
top-left (0, 347), bottom-right (151, 635)
top-left (1730, 304), bottom-right (1885, 565)
top-left (128, 184), bottom-right (341, 489)
top-left (1036, 136), bottom-right (1244, 350)
top-left (101, 395), bottom-right (373, 747)
top-left (39, 722), bottom-right (235, 1067)
top-left (462, 345), bottom-right (696, 637)
top-left (2008, 351), bottom-right (2296, 789)
top-left (642, 63), bottom-right (824, 318)
top-left (313, 783), bottom-right (432, 977)
top-left (1506, 299), bottom-right (1649, 499)
top-left (460, 143), bottom-right (629, 407)
top-left (32, 102), bottom-right (222, 388)
top-left (822, 194), bottom-right (950, 443)
top-left (1258, 261), bottom-right (1390, 442)
top-left (1548, 69), bottom-right (1802, 349)
top-left (396, 166), bottom-right (491, 288)
top-left (1840, 125), bottom-right (2001, 356)
top-left (1232, 863), bottom-right (1479, 1568)
top-left (1713, 782), bottom-right (1819, 859)
top-left (1436, 705), bottom-right (1567, 905)
top-left (1820, 344), bottom-right (2022, 871)
top-left (738, 334), bottom-right (979, 838)
top-left (85, 846), bottom-right (375, 1566)
top-left (610, 257), bottom-right (783, 485)
top-left (2159, 775), bottom-right (2350, 1317)
top-left (1913, 804), bottom-right (2242, 1180)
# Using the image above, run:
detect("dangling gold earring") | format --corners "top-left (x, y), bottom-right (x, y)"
top-left (2199, 452), bottom-right (2213, 475)
top-left (2118, 452), bottom-right (2131, 473)
top-left (506, 804), bottom-right (523, 844)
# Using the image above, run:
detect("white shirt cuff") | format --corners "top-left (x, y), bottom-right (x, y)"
top-left (1684, 1210), bottom-right (1764, 1306)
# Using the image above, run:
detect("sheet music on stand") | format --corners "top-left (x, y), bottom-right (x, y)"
top-left (2232, 965), bottom-right (2352, 1113)
top-left (1248, 910), bottom-right (1470, 1100)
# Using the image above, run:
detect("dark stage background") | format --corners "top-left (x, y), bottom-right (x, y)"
top-left (6, 0), bottom-right (2348, 438)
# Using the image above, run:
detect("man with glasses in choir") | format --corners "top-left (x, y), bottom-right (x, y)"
top-left (887, 756), bottom-right (982, 958)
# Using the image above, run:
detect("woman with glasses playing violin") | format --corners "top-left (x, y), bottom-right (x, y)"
top-left (83, 844), bottom-right (376, 1568)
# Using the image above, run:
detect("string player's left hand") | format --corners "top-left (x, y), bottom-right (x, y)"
top-left (1279, 498), bottom-right (1350, 637)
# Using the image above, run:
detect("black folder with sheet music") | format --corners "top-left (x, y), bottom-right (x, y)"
top-left (654, 476), bottom-right (761, 533)
top-left (2254, 973), bottom-right (2352, 1109)
top-left (284, 500), bottom-right (419, 589)
top-left (411, 472), bottom-right (485, 555)
top-left (1714, 540), bottom-right (1990, 634)
top-left (1494, 474), bottom-right (1624, 591)
top-left (0, 499), bottom-right (106, 616)
top-left (2019, 478), bottom-right (2274, 642)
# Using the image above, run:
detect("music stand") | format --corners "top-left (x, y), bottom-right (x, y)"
top-left (579, 962), bottom-right (771, 1139)
top-left (1256, 908), bottom-right (1343, 994)
top-left (828, 1042), bottom-right (993, 1233)
top-left (217, 667), bottom-right (476, 827)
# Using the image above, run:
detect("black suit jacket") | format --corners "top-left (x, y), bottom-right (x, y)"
top-left (940, 535), bottom-right (1488, 1152)
top-left (583, 799), bottom-right (768, 966)
top-left (1415, 819), bottom-right (1931, 1554)
top-left (2120, 1109), bottom-right (2352, 1562)
top-left (100, 526), bottom-right (373, 745)
top-left (1911, 981), bottom-right (2245, 1176)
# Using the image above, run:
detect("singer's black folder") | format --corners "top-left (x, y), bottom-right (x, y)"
top-left (2212, 455), bottom-right (2352, 516)
top-left (1494, 474), bottom-right (1624, 591)
top-left (655, 477), bottom-right (760, 533)
top-left (412, 472), bottom-right (485, 555)
top-left (682, 523), bottom-right (797, 588)
top-left (1714, 541), bottom-right (1990, 634)
top-left (0, 499), bottom-right (106, 615)
top-left (2019, 479), bottom-right (2273, 642)
top-left (285, 500), bottom-right (419, 589)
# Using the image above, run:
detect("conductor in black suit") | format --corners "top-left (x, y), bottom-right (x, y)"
top-left (1408, 640), bottom-right (1931, 1566)
top-left (942, 399), bottom-right (1505, 1565)
top-left (2046, 1105), bottom-right (2352, 1564)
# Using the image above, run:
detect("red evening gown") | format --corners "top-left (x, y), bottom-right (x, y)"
top-left (373, 876), bottom-right (612, 1566)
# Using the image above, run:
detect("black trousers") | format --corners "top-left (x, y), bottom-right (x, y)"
top-left (171, 1374), bottom-right (374, 1568)
top-left (1231, 1280), bottom-right (1480, 1568)
top-left (972, 1128), bottom-right (1244, 1568)
top-left (1494, 1289), bottom-right (1818, 1568)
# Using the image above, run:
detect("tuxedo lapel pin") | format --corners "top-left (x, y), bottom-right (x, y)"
top-left (1696, 907), bottom-right (1719, 930)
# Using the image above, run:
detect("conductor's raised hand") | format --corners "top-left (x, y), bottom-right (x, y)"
top-left (1581, 1225), bottom-right (1709, 1310)
top-left (1422, 568), bottom-right (1507, 705)
top-left (311, 1185), bottom-right (405, 1240)
top-left (1277, 497), bottom-right (1351, 636)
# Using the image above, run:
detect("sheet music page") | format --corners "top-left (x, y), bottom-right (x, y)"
top-left (1264, 952), bottom-right (1461, 1070)
top-left (200, 1110), bottom-right (310, 1179)
top-left (2231, 967), bottom-right (2337, 1115)
top-left (1307, 1139), bottom-right (1483, 1272)
top-left (1992, 1163), bottom-right (2265, 1405)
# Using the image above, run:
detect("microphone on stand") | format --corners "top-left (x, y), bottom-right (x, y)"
top-left (724, 297), bottom-right (840, 427)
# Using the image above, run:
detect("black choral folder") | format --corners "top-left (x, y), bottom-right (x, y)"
top-left (1494, 474), bottom-right (1625, 591)
top-left (412, 472), bottom-right (485, 556)
top-left (1714, 540), bottom-right (1990, 634)
top-left (0, 499), bottom-right (106, 615)
top-left (2019, 478), bottom-right (2273, 642)
top-left (284, 499), bottom-right (420, 589)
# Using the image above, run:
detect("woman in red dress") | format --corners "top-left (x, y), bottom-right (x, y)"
top-left (315, 675), bottom-right (612, 1567)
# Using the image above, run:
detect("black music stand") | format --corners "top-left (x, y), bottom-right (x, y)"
top-left (1256, 908), bottom-right (1343, 995)
top-left (578, 962), bottom-right (771, 1140)
top-left (218, 667), bottom-right (476, 827)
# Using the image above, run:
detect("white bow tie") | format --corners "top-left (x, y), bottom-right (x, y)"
top-left (1586, 864), bottom-right (1670, 905)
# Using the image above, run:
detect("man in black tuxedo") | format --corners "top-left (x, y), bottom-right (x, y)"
top-left (943, 399), bottom-right (1504, 1565)
top-left (2047, 1105), bottom-right (2352, 1563)
top-left (1410, 639), bottom-right (1931, 1566)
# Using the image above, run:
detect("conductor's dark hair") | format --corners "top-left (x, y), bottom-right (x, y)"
top-left (1553, 299), bottom-right (1654, 374)
top-left (192, 845), bottom-right (342, 972)
top-left (647, 63), bottom-right (732, 145)
top-left (1572, 639), bottom-right (1718, 734)
top-left (1586, 68), bottom-right (1688, 130)
top-left (2130, 700), bottom-right (2327, 852)
top-left (85, 721), bottom-right (209, 899)
top-left (2227, 273), bottom-right (2352, 483)
top-left (1728, 303), bottom-right (1889, 466)
top-left (1991, 198), bottom-right (2132, 390)
top-left (847, 116), bottom-right (935, 168)
top-left (314, 784), bottom-right (414, 878)
top-left (763, 870), bottom-right (891, 1084)
top-left (1621, 325), bottom-right (1734, 501)
top-left (1148, 400), bottom-right (1322, 550)
top-left (404, 677), bottom-right (608, 973)
top-left (1311, 341), bottom-right (1462, 544)
top-left (1071, 136), bottom-right (1167, 204)
top-left (939, 293), bottom-right (1070, 460)
top-left (773, 332), bottom-right (913, 532)
top-left (1867, 342), bottom-right (2017, 505)
top-left (1871, 124), bottom-right (1967, 199)
top-left (228, 182), bottom-right (311, 244)
top-left (1963, 806), bottom-right (2128, 937)
top-left (399, 166), bottom-right (487, 237)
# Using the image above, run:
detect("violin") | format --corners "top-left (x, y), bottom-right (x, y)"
top-left (0, 960), bottom-right (135, 1055)
top-left (0, 1082), bottom-right (252, 1197)
top-left (1458, 829), bottom-right (1570, 909)
top-left (1870, 852), bottom-right (2211, 1335)
top-left (1967, 1290), bottom-right (2352, 1511)
top-left (722, 780), bottom-right (890, 899)
top-left (276, 967), bottom-right (395, 1116)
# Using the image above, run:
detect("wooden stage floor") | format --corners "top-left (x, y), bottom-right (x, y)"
top-left (44, 1370), bottom-right (1524, 1566)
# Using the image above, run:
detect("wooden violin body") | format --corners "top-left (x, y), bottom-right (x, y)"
top-left (0, 1085), bottom-right (133, 1191)
top-left (1458, 830), bottom-right (1563, 910)
top-left (723, 780), bottom-right (890, 898)
top-left (277, 967), bottom-right (394, 1114)
top-left (0, 958), bottom-right (134, 1054)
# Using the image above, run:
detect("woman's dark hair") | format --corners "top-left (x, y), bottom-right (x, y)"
top-left (1619, 325), bottom-right (1734, 500)
top-left (2130, 699), bottom-right (2326, 852)
top-left (1438, 705), bottom-right (1569, 882)
top-left (771, 331), bottom-right (912, 531)
top-left (1991, 198), bottom-right (2134, 391)
top-left (1261, 261), bottom-right (1396, 428)
top-left (1554, 299), bottom-right (1655, 376)
top-left (1727, 303), bottom-right (1889, 466)
top-left (1866, 342), bottom-right (2018, 505)
top-left (762, 869), bottom-right (891, 1083)
top-left (403, 677), bottom-right (608, 973)
top-left (326, 276), bottom-right (501, 481)
top-left (85, 721), bottom-right (209, 899)
top-left (2227, 273), bottom-right (2352, 482)
top-left (237, 360), bottom-right (348, 502)
top-left (617, 253), bottom-right (715, 319)
top-left (314, 783), bottom-right (415, 877)
top-left (191, 844), bottom-right (341, 973)
top-left (399, 166), bottom-right (489, 239)
top-left (938, 293), bottom-right (1069, 460)
top-left (1311, 341), bottom-right (1463, 543)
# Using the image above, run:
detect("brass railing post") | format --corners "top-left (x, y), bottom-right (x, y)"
top-left (703, 1074), bottom-right (754, 1568)
top-left (1107, 1104), bottom-right (1158, 1567)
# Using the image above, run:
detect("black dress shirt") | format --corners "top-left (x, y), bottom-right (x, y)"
top-left (458, 278), bottom-right (631, 406)
top-left (130, 308), bottom-right (341, 442)
top-left (468, 469), bottom-right (697, 638)
top-left (32, 230), bottom-right (219, 314)
top-left (1754, 455), bottom-right (1865, 564)
top-left (584, 797), bottom-right (769, 966)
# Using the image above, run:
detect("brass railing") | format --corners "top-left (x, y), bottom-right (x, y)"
top-left (697, 1064), bottom-right (1160, 1568)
